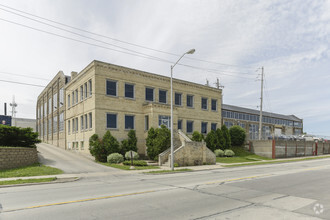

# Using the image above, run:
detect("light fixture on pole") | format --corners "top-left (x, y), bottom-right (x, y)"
top-left (170, 48), bottom-right (195, 171)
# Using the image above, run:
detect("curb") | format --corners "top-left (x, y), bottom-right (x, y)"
top-left (0, 177), bottom-right (80, 188)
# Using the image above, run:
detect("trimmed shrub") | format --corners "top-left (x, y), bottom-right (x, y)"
top-left (121, 130), bottom-right (138, 155)
top-left (146, 125), bottom-right (170, 161)
top-left (229, 125), bottom-right (246, 146)
top-left (216, 128), bottom-right (225, 150)
top-left (123, 160), bottom-right (147, 166)
top-left (214, 149), bottom-right (224, 157)
top-left (224, 149), bottom-right (235, 157)
top-left (89, 134), bottom-right (107, 162)
top-left (191, 131), bottom-right (204, 142)
top-left (107, 153), bottom-right (124, 164)
top-left (125, 151), bottom-right (139, 160)
top-left (221, 125), bottom-right (231, 149)
top-left (0, 125), bottom-right (40, 148)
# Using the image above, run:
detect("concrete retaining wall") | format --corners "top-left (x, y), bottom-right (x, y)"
top-left (250, 140), bottom-right (273, 158)
top-left (0, 147), bottom-right (38, 170)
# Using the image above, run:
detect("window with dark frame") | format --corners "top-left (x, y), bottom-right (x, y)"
top-left (106, 113), bottom-right (117, 129)
top-left (211, 123), bottom-right (217, 131)
top-left (201, 122), bottom-right (207, 134)
top-left (211, 99), bottom-right (217, 111)
top-left (201, 98), bottom-right (208, 110)
top-left (145, 88), bottom-right (154, 101)
top-left (186, 121), bottom-right (193, 133)
top-left (125, 115), bottom-right (134, 130)
top-left (175, 93), bottom-right (182, 106)
top-left (187, 95), bottom-right (193, 107)
top-left (125, 83), bottom-right (134, 98)
top-left (106, 80), bottom-right (117, 96)
top-left (145, 115), bottom-right (149, 130)
top-left (178, 120), bottom-right (182, 130)
top-left (159, 90), bottom-right (167, 103)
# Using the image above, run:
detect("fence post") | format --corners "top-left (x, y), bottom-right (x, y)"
top-left (295, 142), bottom-right (298, 157)
top-left (315, 142), bottom-right (318, 156)
top-left (272, 139), bottom-right (276, 159)
top-left (304, 141), bottom-right (306, 156)
top-left (285, 141), bottom-right (287, 158)
top-left (249, 141), bottom-right (251, 152)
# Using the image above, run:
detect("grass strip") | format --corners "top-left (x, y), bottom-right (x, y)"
top-left (145, 169), bottom-right (193, 174)
top-left (0, 163), bottom-right (63, 178)
top-left (0, 177), bottom-right (57, 185)
top-left (99, 162), bottom-right (160, 170)
top-left (223, 155), bottom-right (330, 167)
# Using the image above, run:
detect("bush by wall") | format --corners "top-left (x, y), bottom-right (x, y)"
top-left (107, 153), bottom-right (124, 164)
top-left (146, 125), bottom-right (170, 161)
top-left (125, 151), bottom-right (139, 160)
top-left (229, 125), bottom-right (246, 146)
top-left (89, 131), bottom-right (120, 162)
top-left (120, 130), bottom-right (138, 155)
top-left (0, 125), bottom-right (40, 148)
top-left (123, 160), bottom-right (147, 166)
top-left (221, 125), bottom-right (231, 149)
top-left (214, 149), bottom-right (224, 157)
top-left (191, 131), bottom-right (204, 142)
top-left (224, 149), bottom-right (235, 157)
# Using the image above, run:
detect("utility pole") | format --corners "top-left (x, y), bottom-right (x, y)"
top-left (215, 78), bottom-right (225, 125)
top-left (258, 67), bottom-right (264, 140)
top-left (10, 95), bottom-right (17, 126)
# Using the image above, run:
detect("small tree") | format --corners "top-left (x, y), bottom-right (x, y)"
top-left (103, 130), bottom-right (120, 155)
top-left (216, 128), bottom-right (225, 150)
top-left (120, 130), bottom-right (138, 155)
top-left (221, 125), bottom-right (231, 149)
top-left (229, 125), bottom-right (246, 146)
top-left (146, 125), bottom-right (170, 160)
top-left (89, 134), bottom-right (107, 162)
top-left (205, 130), bottom-right (217, 152)
top-left (191, 131), bottom-right (204, 142)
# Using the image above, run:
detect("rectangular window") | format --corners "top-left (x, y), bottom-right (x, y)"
top-left (53, 93), bottom-right (58, 111)
top-left (89, 79), bottom-right (92, 96)
top-left (158, 115), bottom-right (171, 129)
top-left (159, 90), bottom-right (167, 103)
top-left (187, 95), bottom-right (194, 107)
top-left (75, 117), bottom-right (78, 132)
top-left (145, 115), bottom-right (149, 130)
top-left (68, 94), bottom-right (71, 108)
top-left (145, 87), bottom-right (154, 101)
top-left (178, 120), bottom-right (182, 130)
top-left (211, 123), bottom-right (217, 131)
top-left (186, 121), bottom-right (193, 133)
top-left (81, 115), bottom-right (84, 130)
top-left (48, 98), bottom-right (52, 114)
top-left (84, 83), bottom-right (88, 98)
top-left (125, 115), bottom-right (134, 130)
top-left (80, 85), bottom-right (83, 101)
top-left (72, 119), bottom-right (75, 133)
top-left (81, 141), bottom-right (84, 150)
top-left (72, 91), bottom-right (74, 106)
top-left (85, 114), bottom-right (88, 130)
top-left (59, 112), bottom-right (64, 131)
top-left (89, 112), bottom-right (92, 129)
top-left (68, 120), bottom-right (71, 134)
top-left (106, 80), bottom-right (117, 96)
top-left (59, 88), bottom-right (64, 107)
top-left (201, 122), bottom-right (207, 134)
top-left (48, 119), bottom-right (52, 134)
top-left (53, 116), bottom-right (57, 133)
top-left (201, 98), bottom-right (208, 110)
top-left (175, 93), bottom-right (182, 106)
top-left (211, 99), bottom-right (217, 111)
top-left (107, 113), bottom-right (117, 129)
top-left (75, 89), bottom-right (78, 104)
top-left (125, 83), bottom-right (134, 98)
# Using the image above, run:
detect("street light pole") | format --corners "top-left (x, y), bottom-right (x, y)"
top-left (170, 49), bottom-right (195, 171)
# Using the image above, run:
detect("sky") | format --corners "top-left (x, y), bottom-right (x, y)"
top-left (0, 0), bottom-right (329, 137)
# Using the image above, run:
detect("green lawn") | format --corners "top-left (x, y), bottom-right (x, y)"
top-left (99, 162), bottom-right (160, 170)
top-left (0, 164), bottom-right (63, 178)
top-left (145, 169), bottom-right (193, 174)
top-left (0, 177), bottom-right (57, 185)
top-left (216, 147), bottom-right (272, 163)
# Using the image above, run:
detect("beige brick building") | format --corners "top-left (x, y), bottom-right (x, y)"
top-left (63, 60), bottom-right (222, 156)
top-left (36, 71), bottom-right (70, 148)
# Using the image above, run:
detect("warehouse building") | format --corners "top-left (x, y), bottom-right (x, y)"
top-left (222, 104), bottom-right (303, 140)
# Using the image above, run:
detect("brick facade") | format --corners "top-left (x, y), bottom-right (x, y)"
top-left (0, 147), bottom-right (38, 170)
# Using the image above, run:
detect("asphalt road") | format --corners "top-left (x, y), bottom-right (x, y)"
top-left (1, 145), bottom-right (330, 219)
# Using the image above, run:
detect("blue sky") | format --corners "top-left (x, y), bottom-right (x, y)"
top-left (0, 0), bottom-right (329, 137)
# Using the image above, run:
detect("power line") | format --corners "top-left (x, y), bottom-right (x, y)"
top-left (0, 3), bottom-right (255, 70)
top-left (0, 17), bottom-right (257, 80)
top-left (0, 71), bottom-right (50, 81)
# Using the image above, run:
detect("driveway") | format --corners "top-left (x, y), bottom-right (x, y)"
top-left (37, 143), bottom-right (117, 174)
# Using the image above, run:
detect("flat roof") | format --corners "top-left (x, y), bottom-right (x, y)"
top-left (222, 104), bottom-right (302, 122)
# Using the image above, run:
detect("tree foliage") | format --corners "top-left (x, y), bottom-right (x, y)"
top-left (229, 125), bottom-right (246, 146)
top-left (191, 131), bottom-right (204, 142)
top-left (120, 130), bottom-right (138, 155)
top-left (146, 125), bottom-right (171, 160)
top-left (103, 131), bottom-right (120, 155)
top-left (89, 131), bottom-right (120, 162)
top-left (0, 125), bottom-right (40, 148)
top-left (221, 125), bottom-right (231, 149)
